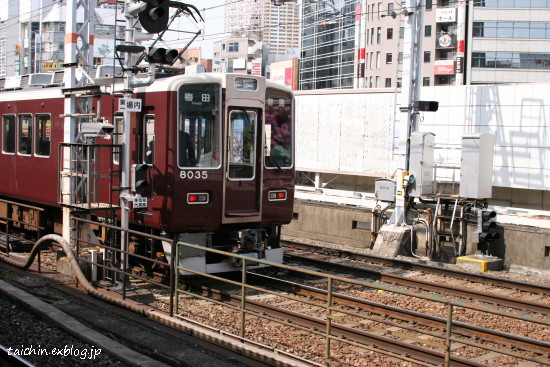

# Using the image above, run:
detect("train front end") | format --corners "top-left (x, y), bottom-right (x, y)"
top-left (164, 73), bottom-right (294, 274)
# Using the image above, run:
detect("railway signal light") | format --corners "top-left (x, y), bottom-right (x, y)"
top-left (131, 163), bottom-right (150, 196)
top-left (137, 0), bottom-right (170, 34)
top-left (146, 47), bottom-right (179, 65)
top-left (473, 210), bottom-right (500, 254)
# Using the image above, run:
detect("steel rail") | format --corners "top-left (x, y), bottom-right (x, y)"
top-left (283, 240), bottom-right (550, 297)
top-left (246, 272), bottom-right (550, 359)
top-left (285, 248), bottom-right (550, 315)
top-left (181, 282), bottom-right (487, 367)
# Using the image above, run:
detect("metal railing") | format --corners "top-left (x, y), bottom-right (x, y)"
top-left (70, 217), bottom-right (176, 316)
top-left (174, 241), bottom-right (550, 366)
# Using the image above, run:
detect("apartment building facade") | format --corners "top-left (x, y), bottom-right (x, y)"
top-left (225, 0), bottom-right (300, 55)
top-left (301, 0), bottom-right (550, 90)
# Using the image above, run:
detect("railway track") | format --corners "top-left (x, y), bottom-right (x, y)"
top-left (282, 240), bottom-right (550, 315)
top-left (2, 233), bottom-right (550, 366)
top-left (177, 267), bottom-right (550, 366)
top-left (183, 279), bottom-right (486, 367)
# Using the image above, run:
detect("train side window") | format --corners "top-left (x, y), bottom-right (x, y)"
top-left (34, 114), bottom-right (51, 157)
top-left (2, 115), bottom-right (16, 154)
top-left (18, 114), bottom-right (33, 156)
top-left (265, 91), bottom-right (293, 169)
top-left (143, 115), bottom-right (155, 165)
top-left (113, 114), bottom-right (123, 165)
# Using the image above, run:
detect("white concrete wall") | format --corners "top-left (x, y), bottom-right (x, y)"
top-left (295, 89), bottom-right (397, 176)
top-left (295, 83), bottom-right (550, 191)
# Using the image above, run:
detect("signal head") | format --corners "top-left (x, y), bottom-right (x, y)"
top-left (146, 47), bottom-right (179, 65)
top-left (138, 0), bottom-right (169, 34)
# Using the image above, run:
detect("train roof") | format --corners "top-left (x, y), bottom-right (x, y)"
top-left (0, 72), bottom-right (292, 102)
top-left (140, 72), bottom-right (293, 94)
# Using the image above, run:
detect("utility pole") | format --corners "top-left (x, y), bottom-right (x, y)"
top-left (391, 0), bottom-right (425, 225)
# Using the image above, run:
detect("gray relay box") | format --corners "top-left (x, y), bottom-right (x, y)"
top-left (375, 178), bottom-right (396, 202)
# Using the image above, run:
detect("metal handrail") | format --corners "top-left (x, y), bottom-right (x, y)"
top-left (71, 217), bottom-right (176, 316)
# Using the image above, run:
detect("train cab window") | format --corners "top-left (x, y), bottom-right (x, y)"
top-left (143, 115), bottom-right (155, 165)
top-left (265, 91), bottom-right (293, 169)
top-left (228, 110), bottom-right (257, 180)
top-left (178, 84), bottom-right (221, 169)
top-left (2, 115), bottom-right (16, 154)
top-left (113, 114), bottom-right (123, 165)
top-left (18, 114), bottom-right (33, 156)
top-left (34, 114), bottom-right (51, 157)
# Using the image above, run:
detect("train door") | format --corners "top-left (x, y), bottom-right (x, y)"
top-left (224, 108), bottom-right (262, 217)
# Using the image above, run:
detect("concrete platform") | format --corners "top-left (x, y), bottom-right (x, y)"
top-left (456, 255), bottom-right (503, 272)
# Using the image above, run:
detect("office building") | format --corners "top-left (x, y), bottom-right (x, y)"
top-left (301, 0), bottom-right (550, 90)
top-left (225, 0), bottom-right (300, 55)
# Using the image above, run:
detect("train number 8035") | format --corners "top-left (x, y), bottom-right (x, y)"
top-left (180, 170), bottom-right (208, 180)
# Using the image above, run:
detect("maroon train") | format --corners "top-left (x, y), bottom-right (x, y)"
top-left (0, 72), bottom-right (295, 273)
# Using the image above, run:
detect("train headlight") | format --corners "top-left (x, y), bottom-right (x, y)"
top-left (187, 193), bottom-right (209, 204)
top-left (268, 190), bottom-right (287, 201)
top-left (234, 77), bottom-right (258, 91)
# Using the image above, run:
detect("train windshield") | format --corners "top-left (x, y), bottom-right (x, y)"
top-left (178, 84), bottom-right (221, 168)
top-left (265, 90), bottom-right (293, 169)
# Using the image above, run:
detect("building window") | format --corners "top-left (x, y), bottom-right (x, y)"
top-left (376, 51), bottom-right (381, 68)
top-left (378, 2), bottom-right (382, 19)
top-left (398, 52), bottom-right (403, 64)
top-left (426, 0), bottom-right (432, 10)
top-left (425, 25), bottom-right (432, 37)
top-left (385, 78), bottom-right (391, 88)
top-left (370, 52), bottom-right (374, 69)
top-left (387, 28), bottom-right (393, 39)
top-left (371, 28), bottom-right (375, 44)
top-left (471, 51), bottom-right (550, 70)
top-left (400, 27), bottom-right (405, 38)
top-left (387, 3), bottom-right (394, 15)
top-left (424, 51), bottom-right (431, 63)
top-left (423, 77), bottom-right (430, 86)
top-left (397, 77), bottom-right (402, 88)
top-left (473, 21), bottom-right (550, 39)
top-left (228, 42), bottom-right (239, 52)
top-left (369, 76), bottom-right (373, 88)
top-left (386, 53), bottom-right (393, 64)
top-left (377, 27), bottom-right (382, 43)
top-left (375, 76), bottom-right (380, 88)
top-left (475, 0), bottom-right (550, 7)
top-left (438, 76), bottom-right (452, 85)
